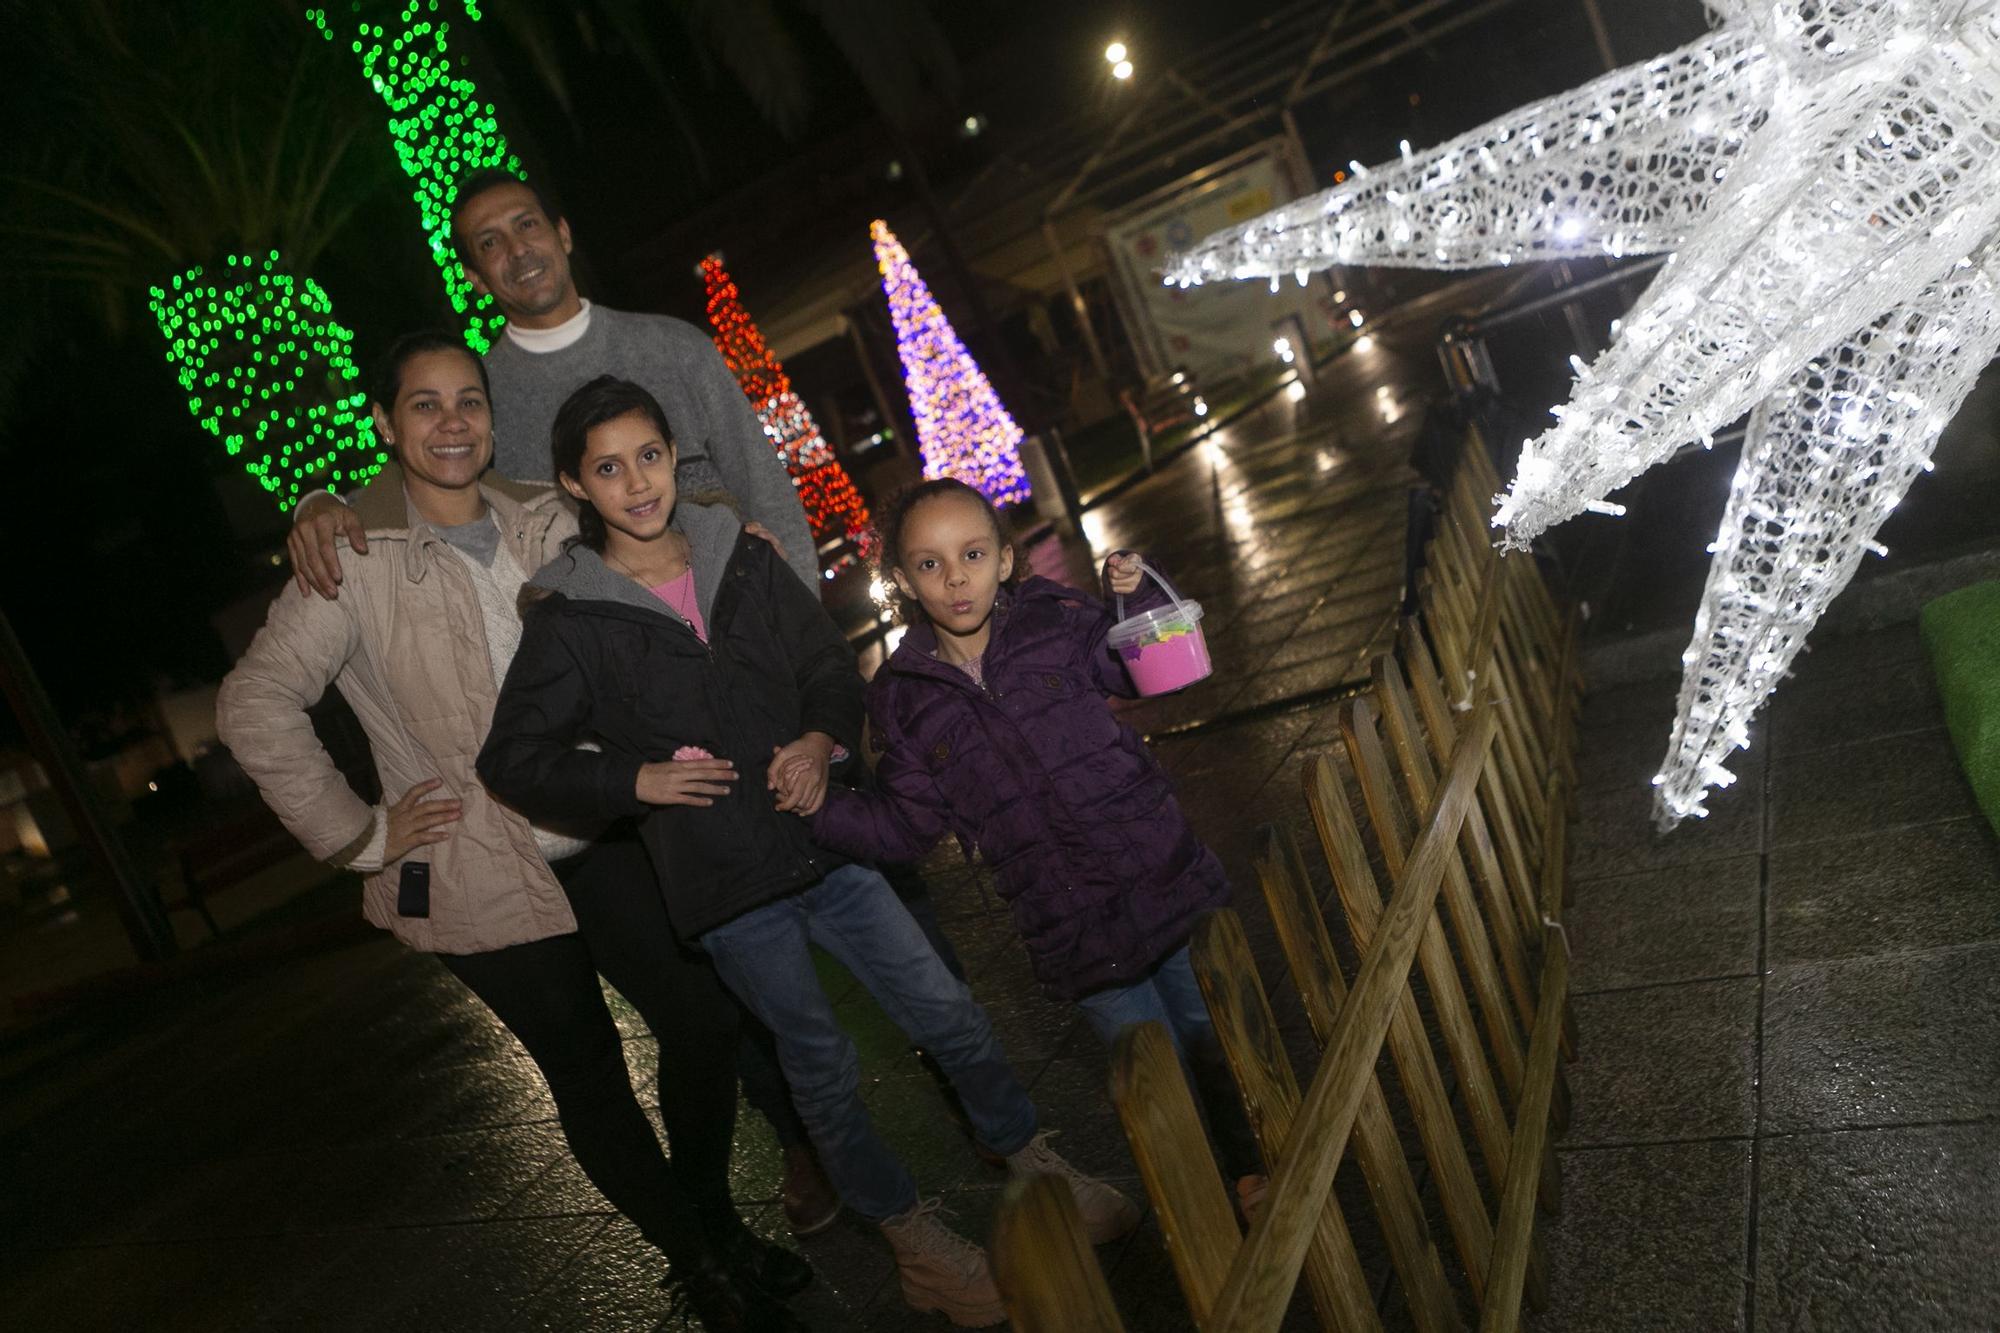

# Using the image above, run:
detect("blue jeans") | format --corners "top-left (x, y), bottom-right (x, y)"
top-left (733, 862), bottom-right (966, 1151)
top-left (701, 863), bottom-right (1038, 1220)
top-left (1076, 945), bottom-right (1264, 1179)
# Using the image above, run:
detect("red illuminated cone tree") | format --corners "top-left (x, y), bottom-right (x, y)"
top-left (699, 254), bottom-right (871, 561)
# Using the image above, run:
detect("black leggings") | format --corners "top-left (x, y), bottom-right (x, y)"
top-left (439, 832), bottom-right (741, 1264)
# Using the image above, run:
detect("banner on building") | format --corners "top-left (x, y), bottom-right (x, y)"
top-left (1102, 139), bottom-right (1339, 384)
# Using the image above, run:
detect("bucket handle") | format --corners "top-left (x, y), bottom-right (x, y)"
top-left (1114, 557), bottom-right (1191, 622)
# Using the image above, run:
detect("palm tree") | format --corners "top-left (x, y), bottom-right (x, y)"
top-left (0, 1), bottom-right (402, 963)
top-left (1, 0), bottom-right (395, 338)
top-left (0, 0), bottom-right (405, 519)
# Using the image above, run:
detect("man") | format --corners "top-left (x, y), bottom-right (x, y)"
top-left (287, 169), bottom-right (818, 594)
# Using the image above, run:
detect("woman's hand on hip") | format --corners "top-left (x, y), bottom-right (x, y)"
top-left (636, 757), bottom-right (738, 807)
top-left (385, 778), bottom-right (461, 863)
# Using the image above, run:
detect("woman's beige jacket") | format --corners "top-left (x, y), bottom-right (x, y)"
top-left (218, 472), bottom-right (582, 954)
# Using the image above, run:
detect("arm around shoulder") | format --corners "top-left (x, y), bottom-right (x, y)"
top-left (286, 487), bottom-right (373, 600)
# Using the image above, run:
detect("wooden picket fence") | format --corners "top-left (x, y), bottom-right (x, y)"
top-left (992, 434), bottom-right (1582, 1331)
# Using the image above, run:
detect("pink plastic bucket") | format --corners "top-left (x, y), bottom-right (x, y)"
top-left (1108, 564), bottom-right (1212, 696)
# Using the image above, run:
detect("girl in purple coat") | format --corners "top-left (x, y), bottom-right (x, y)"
top-left (802, 479), bottom-right (1267, 1213)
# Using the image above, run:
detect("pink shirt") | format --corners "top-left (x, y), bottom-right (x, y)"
top-left (652, 569), bottom-right (850, 763)
top-left (648, 569), bottom-right (708, 642)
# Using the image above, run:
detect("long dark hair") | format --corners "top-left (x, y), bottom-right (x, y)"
top-left (874, 477), bottom-right (1018, 624)
top-left (551, 374), bottom-right (677, 551)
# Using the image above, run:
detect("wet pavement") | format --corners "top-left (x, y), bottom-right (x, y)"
top-left (1533, 622), bottom-right (2000, 1333)
top-left (4, 317), bottom-right (1997, 1330)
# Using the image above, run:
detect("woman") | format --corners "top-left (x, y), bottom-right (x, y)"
top-left (217, 331), bottom-right (808, 1333)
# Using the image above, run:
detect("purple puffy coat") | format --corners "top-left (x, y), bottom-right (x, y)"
top-left (811, 575), bottom-right (1231, 1001)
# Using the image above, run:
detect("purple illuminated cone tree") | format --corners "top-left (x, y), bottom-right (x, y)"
top-left (869, 220), bottom-right (1031, 505)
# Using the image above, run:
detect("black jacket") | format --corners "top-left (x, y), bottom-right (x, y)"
top-left (476, 502), bottom-right (864, 938)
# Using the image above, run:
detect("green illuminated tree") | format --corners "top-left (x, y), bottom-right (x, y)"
top-left (0, 1), bottom-right (402, 511)
top-left (0, 2), bottom-right (403, 719)
top-left (150, 254), bottom-right (385, 510)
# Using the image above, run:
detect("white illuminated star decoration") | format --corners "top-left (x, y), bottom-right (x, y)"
top-left (1167, 0), bottom-right (2000, 826)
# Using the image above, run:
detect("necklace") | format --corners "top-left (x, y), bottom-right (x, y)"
top-left (664, 569), bottom-right (698, 622)
top-left (604, 533), bottom-right (688, 588)
top-left (609, 545), bottom-right (701, 630)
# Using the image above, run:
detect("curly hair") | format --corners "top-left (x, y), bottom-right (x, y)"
top-left (872, 477), bottom-right (1019, 624)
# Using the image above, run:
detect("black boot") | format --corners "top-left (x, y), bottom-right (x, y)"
top-left (706, 1214), bottom-right (816, 1298)
top-left (665, 1256), bottom-right (811, 1333)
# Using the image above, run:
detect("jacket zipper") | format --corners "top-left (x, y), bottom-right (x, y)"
top-left (681, 577), bottom-right (816, 880)
top-left (924, 622), bottom-right (1098, 897)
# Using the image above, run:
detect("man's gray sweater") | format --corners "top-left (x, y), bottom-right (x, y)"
top-left (483, 306), bottom-right (820, 589)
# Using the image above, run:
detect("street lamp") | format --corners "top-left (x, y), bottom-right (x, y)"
top-left (1105, 41), bottom-right (1133, 80)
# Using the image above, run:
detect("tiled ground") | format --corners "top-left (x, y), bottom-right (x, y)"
top-left (1534, 623), bottom-right (2000, 1333)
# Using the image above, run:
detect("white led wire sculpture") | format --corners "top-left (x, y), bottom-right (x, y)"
top-left (1167, 0), bottom-right (2000, 825)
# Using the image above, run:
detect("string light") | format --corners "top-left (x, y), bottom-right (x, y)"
top-left (698, 254), bottom-right (873, 563)
top-left (1652, 252), bottom-right (2000, 823)
top-left (149, 252), bottom-right (384, 512)
top-left (1167, 0), bottom-right (2000, 826)
top-left (307, 2), bottom-right (521, 353)
top-left (1164, 22), bottom-right (1770, 284)
top-left (868, 220), bottom-right (1031, 506)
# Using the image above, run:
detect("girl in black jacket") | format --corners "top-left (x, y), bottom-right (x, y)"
top-left (477, 376), bottom-right (1137, 1329)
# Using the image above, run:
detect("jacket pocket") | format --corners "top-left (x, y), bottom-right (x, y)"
top-left (604, 625), bottom-right (654, 704)
top-left (1022, 667), bottom-right (1083, 699)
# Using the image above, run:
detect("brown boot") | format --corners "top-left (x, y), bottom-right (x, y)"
top-left (1235, 1173), bottom-right (1270, 1229)
top-left (780, 1143), bottom-right (841, 1236)
top-left (1005, 1131), bottom-right (1140, 1245)
top-left (879, 1198), bottom-right (1006, 1328)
